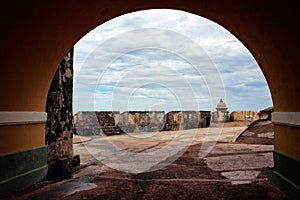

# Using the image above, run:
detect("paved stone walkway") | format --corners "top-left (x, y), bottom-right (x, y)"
top-left (5, 126), bottom-right (290, 200)
top-left (74, 127), bottom-right (246, 164)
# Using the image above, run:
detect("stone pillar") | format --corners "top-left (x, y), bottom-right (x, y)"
top-left (45, 48), bottom-right (79, 179)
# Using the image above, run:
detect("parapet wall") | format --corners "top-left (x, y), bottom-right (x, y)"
top-left (118, 111), bottom-right (165, 133)
top-left (74, 110), bottom-right (211, 136)
top-left (230, 111), bottom-right (259, 121)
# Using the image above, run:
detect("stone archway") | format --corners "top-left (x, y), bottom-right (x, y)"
top-left (0, 1), bottom-right (299, 198)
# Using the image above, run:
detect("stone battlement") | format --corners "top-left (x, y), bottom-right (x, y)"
top-left (73, 110), bottom-right (211, 136)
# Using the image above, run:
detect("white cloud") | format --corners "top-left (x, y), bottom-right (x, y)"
top-left (73, 9), bottom-right (272, 114)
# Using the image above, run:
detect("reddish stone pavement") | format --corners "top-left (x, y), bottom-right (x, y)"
top-left (3, 122), bottom-right (291, 200)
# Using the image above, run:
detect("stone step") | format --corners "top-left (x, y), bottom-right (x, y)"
top-left (105, 132), bottom-right (120, 136)
top-left (103, 131), bottom-right (120, 135)
top-left (101, 126), bottom-right (121, 135)
top-left (102, 128), bottom-right (120, 132)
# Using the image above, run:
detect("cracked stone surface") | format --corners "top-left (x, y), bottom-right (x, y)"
top-left (5, 122), bottom-right (290, 200)
top-left (221, 170), bottom-right (261, 185)
top-left (204, 152), bottom-right (273, 171)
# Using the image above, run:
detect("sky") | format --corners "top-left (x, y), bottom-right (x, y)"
top-left (73, 9), bottom-right (272, 114)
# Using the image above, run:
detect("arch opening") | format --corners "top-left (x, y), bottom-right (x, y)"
top-left (68, 9), bottom-right (276, 197)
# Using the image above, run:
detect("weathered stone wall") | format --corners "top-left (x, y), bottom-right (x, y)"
top-left (117, 112), bottom-right (137, 133)
top-left (198, 111), bottom-right (212, 128)
top-left (258, 107), bottom-right (274, 120)
top-left (74, 110), bottom-right (266, 136)
top-left (181, 111), bottom-right (199, 130)
top-left (96, 112), bottom-right (119, 126)
top-left (96, 112), bottom-right (121, 135)
top-left (163, 111), bottom-right (183, 131)
top-left (45, 48), bottom-right (79, 178)
top-left (163, 111), bottom-right (211, 130)
top-left (74, 110), bottom-right (211, 136)
top-left (73, 111), bottom-right (102, 136)
top-left (212, 111), bottom-right (230, 123)
top-left (230, 111), bottom-right (259, 121)
top-left (74, 111), bottom-right (121, 136)
top-left (118, 111), bottom-right (166, 133)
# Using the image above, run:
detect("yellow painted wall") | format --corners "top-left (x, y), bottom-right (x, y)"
top-left (274, 125), bottom-right (300, 160)
top-left (0, 124), bottom-right (45, 155)
top-left (0, 1), bottom-right (298, 112)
